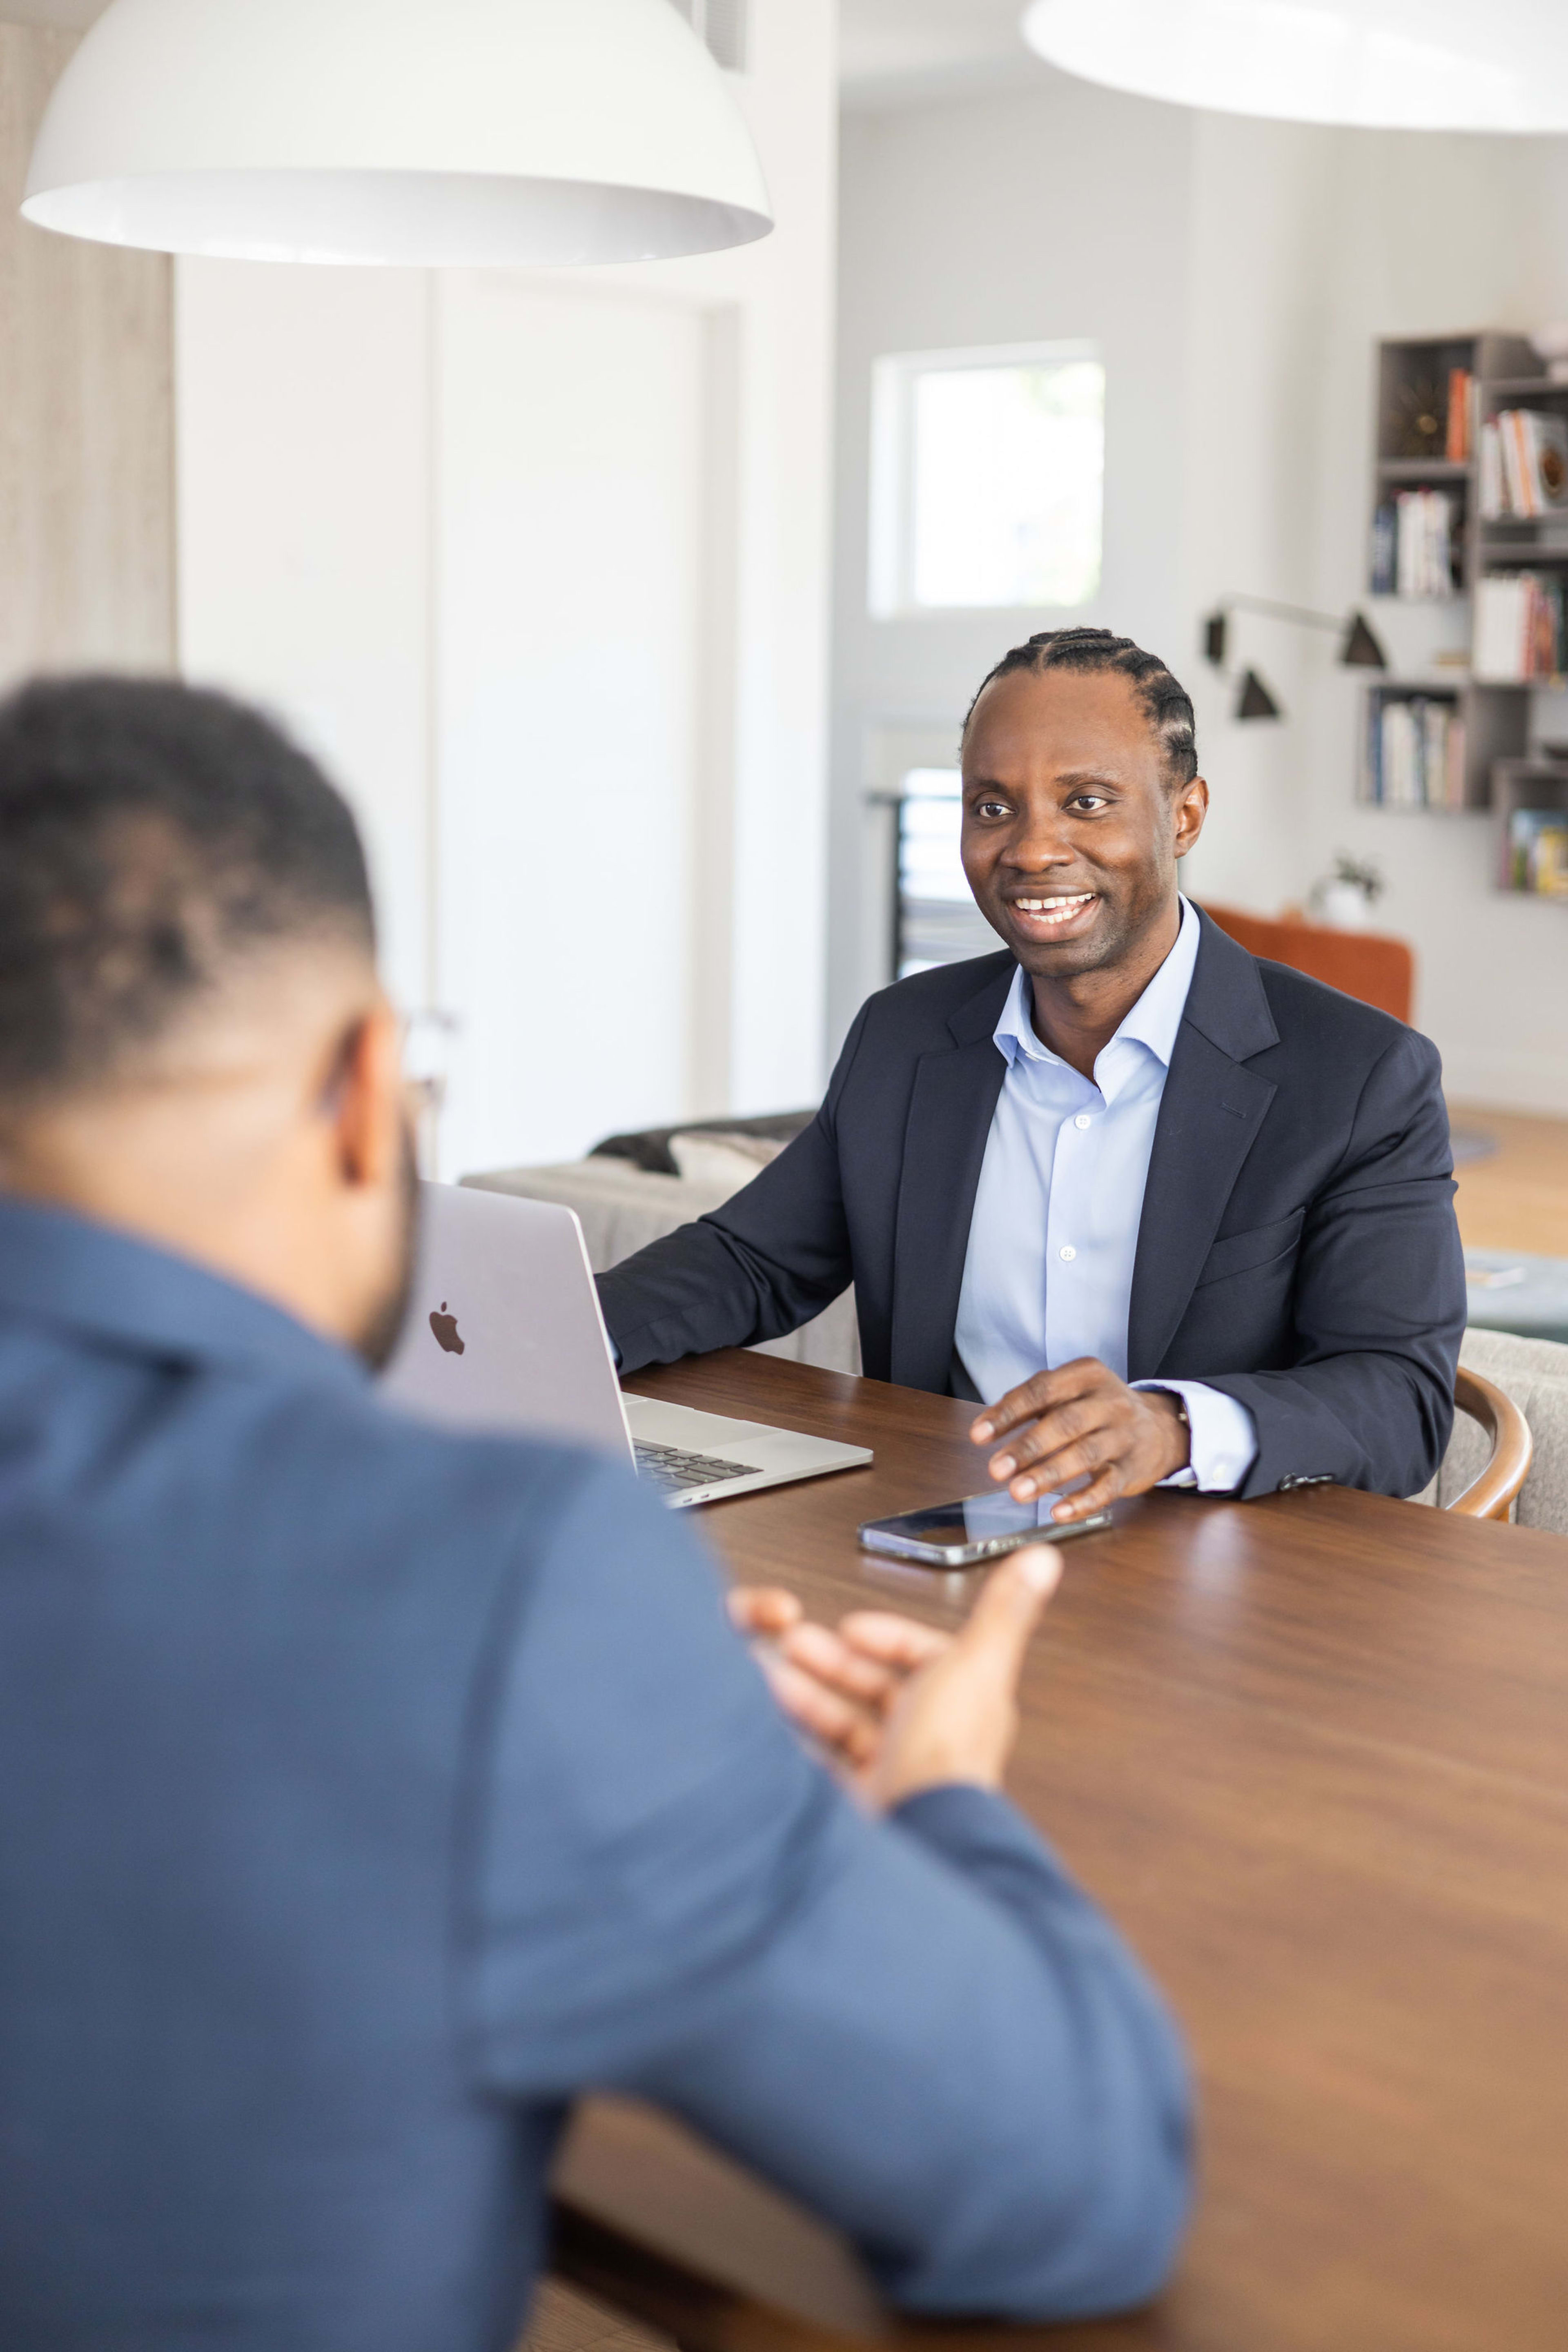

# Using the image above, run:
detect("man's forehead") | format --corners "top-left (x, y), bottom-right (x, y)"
top-left (962, 666), bottom-right (1157, 777)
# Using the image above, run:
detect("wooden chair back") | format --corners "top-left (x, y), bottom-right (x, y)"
top-left (1200, 903), bottom-right (1414, 1025)
top-left (1446, 1366), bottom-right (1533, 1521)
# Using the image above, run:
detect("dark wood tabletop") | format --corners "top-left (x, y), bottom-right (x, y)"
top-left (550, 1353), bottom-right (1568, 2352)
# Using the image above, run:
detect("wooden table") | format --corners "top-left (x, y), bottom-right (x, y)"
top-left (550, 1354), bottom-right (1568, 2352)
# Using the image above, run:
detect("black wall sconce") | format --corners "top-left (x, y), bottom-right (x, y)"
top-left (1203, 596), bottom-right (1388, 723)
top-left (1235, 667), bottom-right (1283, 721)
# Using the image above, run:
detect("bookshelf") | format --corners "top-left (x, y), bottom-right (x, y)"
top-left (1492, 761), bottom-right (1568, 900)
top-left (1360, 677), bottom-right (1525, 813)
top-left (1363, 332), bottom-right (1568, 895)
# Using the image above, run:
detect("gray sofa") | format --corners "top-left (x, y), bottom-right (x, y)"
top-left (464, 1153), bottom-right (861, 1376)
top-left (1422, 1327), bottom-right (1568, 1530)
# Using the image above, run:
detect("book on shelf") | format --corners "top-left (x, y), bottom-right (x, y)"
top-left (1370, 488), bottom-right (1456, 598)
top-left (1365, 694), bottom-right (1466, 810)
top-left (1508, 807), bottom-right (1568, 895)
top-left (1479, 408), bottom-right (1568, 520)
top-left (1445, 367), bottom-right (1472, 463)
top-left (1474, 571), bottom-right (1566, 680)
top-left (1480, 418), bottom-right (1504, 519)
top-left (1370, 501), bottom-right (1396, 595)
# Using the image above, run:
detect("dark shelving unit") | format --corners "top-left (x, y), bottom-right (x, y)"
top-left (1359, 677), bottom-right (1526, 812)
top-left (1362, 333), bottom-right (1568, 886)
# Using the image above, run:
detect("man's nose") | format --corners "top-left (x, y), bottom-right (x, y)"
top-left (1002, 806), bottom-right (1074, 869)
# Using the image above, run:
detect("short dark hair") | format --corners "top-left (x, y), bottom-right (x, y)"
top-left (0, 675), bottom-right (375, 1105)
top-left (962, 626), bottom-right (1199, 789)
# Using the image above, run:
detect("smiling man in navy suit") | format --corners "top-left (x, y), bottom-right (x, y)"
top-left (601, 628), bottom-right (1466, 1516)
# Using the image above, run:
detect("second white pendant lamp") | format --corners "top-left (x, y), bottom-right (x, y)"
top-left (22, 0), bottom-right (773, 265)
top-left (1020, 0), bottom-right (1568, 133)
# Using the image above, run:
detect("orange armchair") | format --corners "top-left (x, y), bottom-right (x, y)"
top-left (1200, 903), bottom-right (1413, 1025)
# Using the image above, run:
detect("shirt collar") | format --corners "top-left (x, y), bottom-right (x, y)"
top-left (993, 896), bottom-right (1201, 1077)
top-left (0, 1193), bottom-right (369, 1393)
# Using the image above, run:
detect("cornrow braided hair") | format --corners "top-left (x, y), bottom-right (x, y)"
top-left (961, 626), bottom-right (1199, 790)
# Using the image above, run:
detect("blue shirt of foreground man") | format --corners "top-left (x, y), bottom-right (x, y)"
top-left (0, 678), bottom-right (1189, 2350)
top-left (600, 629), bottom-right (1466, 1519)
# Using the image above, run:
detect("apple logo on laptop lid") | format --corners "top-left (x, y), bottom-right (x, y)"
top-left (430, 1303), bottom-right (465, 1356)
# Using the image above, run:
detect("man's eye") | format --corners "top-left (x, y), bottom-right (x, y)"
top-left (972, 800), bottom-right (1011, 820)
top-left (1067, 793), bottom-right (1107, 813)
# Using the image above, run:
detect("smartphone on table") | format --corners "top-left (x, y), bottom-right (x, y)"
top-left (858, 1488), bottom-right (1114, 1569)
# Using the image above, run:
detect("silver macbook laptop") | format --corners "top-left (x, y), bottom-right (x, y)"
top-left (380, 1183), bottom-right (872, 1507)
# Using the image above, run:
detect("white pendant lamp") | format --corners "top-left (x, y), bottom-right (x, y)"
top-left (1020, 0), bottom-right (1568, 133)
top-left (22, 0), bottom-right (773, 266)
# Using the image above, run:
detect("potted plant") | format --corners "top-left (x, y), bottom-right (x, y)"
top-left (1312, 852), bottom-right (1385, 931)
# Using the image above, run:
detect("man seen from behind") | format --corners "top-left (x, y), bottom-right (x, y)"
top-left (0, 678), bottom-right (1190, 2351)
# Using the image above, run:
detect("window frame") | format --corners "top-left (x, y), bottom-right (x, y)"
top-left (867, 338), bottom-right (1105, 620)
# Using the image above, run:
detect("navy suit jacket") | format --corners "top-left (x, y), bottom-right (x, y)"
top-left (600, 914), bottom-right (1466, 1500)
top-left (0, 1198), bottom-right (1189, 2350)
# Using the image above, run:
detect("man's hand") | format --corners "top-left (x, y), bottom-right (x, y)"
top-left (729, 1585), bottom-right (947, 1773)
top-left (970, 1358), bottom-right (1189, 1523)
top-left (864, 1547), bottom-right (1059, 1807)
top-left (728, 1551), bottom-right (1060, 1807)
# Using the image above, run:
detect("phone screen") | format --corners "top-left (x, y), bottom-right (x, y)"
top-left (867, 1491), bottom-right (1066, 1549)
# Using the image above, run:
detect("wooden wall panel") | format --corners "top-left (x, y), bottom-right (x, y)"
top-left (0, 23), bottom-right (174, 688)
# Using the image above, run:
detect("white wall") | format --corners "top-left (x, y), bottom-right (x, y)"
top-left (435, 276), bottom-right (709, 1173)
top-left (176, 0), bottom-right (839, 1175)
top-left (834, 75), bottom-right (1568, 1111)
top-left (596, 0), bottom-right (841, 1116)
top-left (177, 263), bottom-right (434, 1019)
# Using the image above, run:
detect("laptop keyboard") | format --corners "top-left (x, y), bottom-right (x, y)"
top-left (634, 1439), bottom-right (763, 1494)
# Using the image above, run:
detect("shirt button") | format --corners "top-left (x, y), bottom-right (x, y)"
top-left (1074, 1113), bottom-right (1091, 1130)
top-left (1060, 1245), bottom-right (1077, 1262)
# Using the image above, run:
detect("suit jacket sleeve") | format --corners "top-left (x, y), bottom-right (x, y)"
top-left (595, 1007), bottom-right (872, 1375)
top-left (1201, 1025), bottom-right (1465, 1499)
top-left (460, 1461), bottom-right (1192, 2321)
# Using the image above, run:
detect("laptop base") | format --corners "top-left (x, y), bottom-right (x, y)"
top-left (624, 1394), bottom-right (871, 1509)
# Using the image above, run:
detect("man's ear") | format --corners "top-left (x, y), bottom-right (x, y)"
top-left (1173, 774), bottom-right (1209, 859)
top-left (325, 1002), bottom-right (405, 1191)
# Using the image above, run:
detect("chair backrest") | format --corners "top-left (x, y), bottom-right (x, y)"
top-left (1445, 1367), bottom-right (1532, 1520)
top-left (1201, 903), bottom-right (1414, 1025)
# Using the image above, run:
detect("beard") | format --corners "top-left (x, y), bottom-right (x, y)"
top-left (355, 1121), bottom-right (422, 1373)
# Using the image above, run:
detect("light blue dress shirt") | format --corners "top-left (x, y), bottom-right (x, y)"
top-left (953, 898), bottom-right (1258, 1493)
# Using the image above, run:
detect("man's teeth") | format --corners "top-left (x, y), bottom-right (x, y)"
top-left (1013, 893), bottom-right (1096, 925)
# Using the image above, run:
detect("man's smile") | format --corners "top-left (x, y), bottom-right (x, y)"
top-left (1003, 889), bottom-right (1100, 941)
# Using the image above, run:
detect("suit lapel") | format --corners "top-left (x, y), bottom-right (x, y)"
top-left (889, 960), bottom-right (1012, 1392)
top-left (1127, 914), bottom-right (1279, 1378)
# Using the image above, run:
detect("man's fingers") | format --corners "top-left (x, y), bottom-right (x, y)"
top-left (860, 1549), bottom-right (1061, 1810)
top-left (971, 1359), bottom-right (1106, 1445)
top-left (834, 1610), bottom-right (952, 1671)
top-left (728, 1585), bottom-right (803, 1636)
top-left (1051, 1468), bottom-right (1121, 1523)
top-left (1002, 1433), bottom-right (1124, 1501)
top-left (760, 1655), bottom-right (880, 1765)
top-left (987, 1396), bottom-right (1108, 1480)
top-left (956, 1546), bottom-right (1060, 1676)
top-left (777, 1620), bottom-right (899, 1704)
top-left (972, 1380), bottom-right (1057, 1446)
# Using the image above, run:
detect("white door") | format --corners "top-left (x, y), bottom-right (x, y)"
top-left (436, 276), bottom-right (713, 1179)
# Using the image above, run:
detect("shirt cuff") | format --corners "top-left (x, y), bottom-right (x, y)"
top-left (1132, 1380), bottom-right (1258, 1494)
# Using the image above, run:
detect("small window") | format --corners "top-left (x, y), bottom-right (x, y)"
top-left (870, 343), bottom-right (1104, 617)
top-left (894, 769), bottom-right (998, 978)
